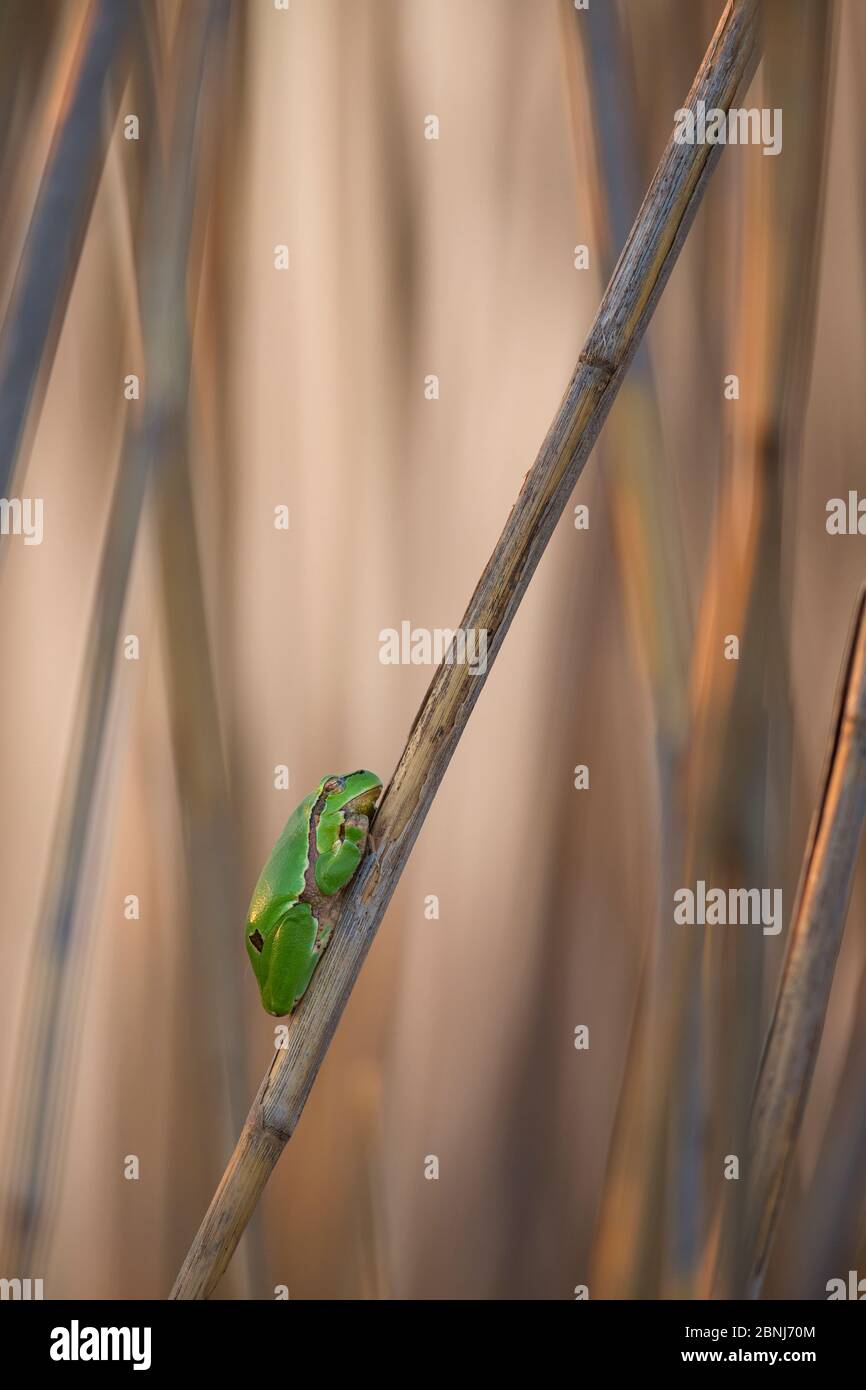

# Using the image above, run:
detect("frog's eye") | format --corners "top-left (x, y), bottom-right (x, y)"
top-left (248, 930), bottom-right (264, 953)
top-left (322, 777), bottom-right (342, 793)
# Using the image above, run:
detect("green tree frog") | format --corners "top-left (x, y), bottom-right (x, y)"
top-left (245, 770), bottom-right (382, 1016)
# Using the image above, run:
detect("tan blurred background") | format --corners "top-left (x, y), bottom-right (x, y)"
top-left (0, 0), bottom-right (864, 1299)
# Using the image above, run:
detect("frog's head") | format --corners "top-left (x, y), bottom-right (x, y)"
top-left (321, 769), bottom-right (382, 819)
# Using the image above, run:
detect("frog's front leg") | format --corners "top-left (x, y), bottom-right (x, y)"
top-left (314, 811), bottom-right (371, 895)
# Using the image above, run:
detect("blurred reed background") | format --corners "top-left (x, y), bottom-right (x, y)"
top-left (0, 0), bottom-right (863, 1300)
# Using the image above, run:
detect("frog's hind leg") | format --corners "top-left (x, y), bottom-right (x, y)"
top-left (262, 901), bottom-right (318, 1015)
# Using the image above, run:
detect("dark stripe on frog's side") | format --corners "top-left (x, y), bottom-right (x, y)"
top-left (300, 780), bottom-right (337, 906)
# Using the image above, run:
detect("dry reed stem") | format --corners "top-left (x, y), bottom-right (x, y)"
top-left (0, 0), bottom-right (133, 501)
top-left (746, 586), bottom-right (866, 1295)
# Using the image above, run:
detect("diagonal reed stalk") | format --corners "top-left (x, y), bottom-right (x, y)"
top-left (745, 586), bottom-right (866, 1296)
top-left (0, 0), bottom-right (134, 504)
top-left (170, 0), bottom-right (761, 1299)
top-left (798, 958), bottom-right (866, 1292)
